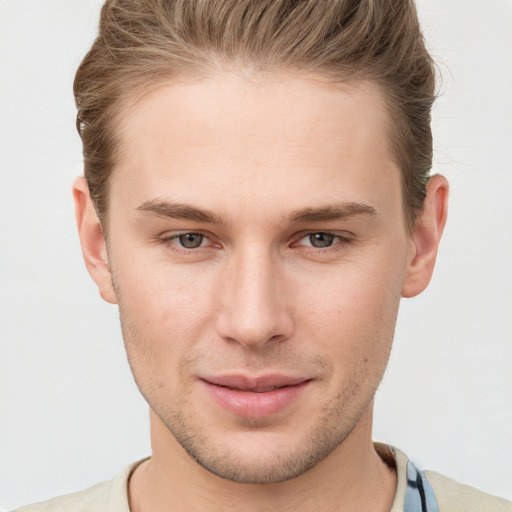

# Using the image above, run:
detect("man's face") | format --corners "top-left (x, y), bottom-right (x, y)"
top-left (105, 74), bottom-right (414, 483)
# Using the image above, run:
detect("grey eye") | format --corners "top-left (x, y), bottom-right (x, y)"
top-left (309, 233), bottom-right (335, 248)
top-left (178, 233), bottom-right (204, 248)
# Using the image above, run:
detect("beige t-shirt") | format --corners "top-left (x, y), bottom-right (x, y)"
top-left (14, 445), bottom-right (512, 511)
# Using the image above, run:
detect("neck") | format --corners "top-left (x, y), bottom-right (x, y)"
top-left (129, 404), bottom-right (395, 512)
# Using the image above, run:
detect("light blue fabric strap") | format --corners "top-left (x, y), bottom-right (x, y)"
top-left (403, 460), bottom-right (441, 512)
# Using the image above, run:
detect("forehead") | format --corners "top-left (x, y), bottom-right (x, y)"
top-left (110, 73), bottom-right (401, 224)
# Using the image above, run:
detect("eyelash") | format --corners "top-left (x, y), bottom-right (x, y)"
top-left (292, 232), bottom-right (353, 252)
top-left (159, 231), bottom-right (219, 254)
top-left (158, 231), bottom-right (353, 255)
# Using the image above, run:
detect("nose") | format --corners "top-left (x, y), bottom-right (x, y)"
top-left (215, 248), bottom-right (294, 350)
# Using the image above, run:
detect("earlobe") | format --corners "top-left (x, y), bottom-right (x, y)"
top-left (401, 174), bottom-right (449, 298)
top-left (73, 177), bottom-right (117, 304)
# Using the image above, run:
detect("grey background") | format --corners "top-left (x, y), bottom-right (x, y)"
top-left (1, 0), bottom-right (511, 509)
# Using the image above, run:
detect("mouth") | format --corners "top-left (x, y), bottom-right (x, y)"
top-left (200, 374), bottom-right (312, 418)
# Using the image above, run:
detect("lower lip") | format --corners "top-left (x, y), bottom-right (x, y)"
top-left (202, 380), bottom-right (311, 419)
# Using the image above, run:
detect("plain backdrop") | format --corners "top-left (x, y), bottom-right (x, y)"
top-left (1, 0), bottom-right (511, 509)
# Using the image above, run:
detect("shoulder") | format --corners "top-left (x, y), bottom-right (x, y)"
top-left (11, 460), bottom-right (145, 512)
top-left (12, 479), bottom-right (113, 512)
top-left (424, 470), bottom-right (512, 512)
top-left (379, 444), bottom-right (511, 512)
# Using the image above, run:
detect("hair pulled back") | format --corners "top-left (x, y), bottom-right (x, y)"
top-left (74, 0), bottom-right (436, 230)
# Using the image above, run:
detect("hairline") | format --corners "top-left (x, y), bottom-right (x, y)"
top-left (93, 66), bottom-right (417, 237)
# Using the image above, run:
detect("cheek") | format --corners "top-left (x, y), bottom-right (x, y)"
top-left (293, 253), bottom-right (405, 363)
top-left (112, 262), bottom-right (217, 384)
top-left (298, 263), bottom-right (402, 327)
top-left (116, 259), bottom-right (215, 328)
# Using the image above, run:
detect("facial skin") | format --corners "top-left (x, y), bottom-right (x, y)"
top-left (74, 73), bottom-right (447, 511)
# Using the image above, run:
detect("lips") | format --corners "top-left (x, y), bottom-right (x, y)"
top-left (201, 374), bottom-right (311, 418)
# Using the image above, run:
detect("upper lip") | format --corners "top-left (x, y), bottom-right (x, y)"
top-left (201, 374), bottom-right (310, 392)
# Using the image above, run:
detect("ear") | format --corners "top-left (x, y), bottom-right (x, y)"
top-left (73, 177), bottom-right (117, 304)
top-left (401, 174), bottom-right (449, 298)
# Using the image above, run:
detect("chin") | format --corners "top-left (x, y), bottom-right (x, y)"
top-left (184, 442), bottom-right (328, 484)
top-left (161, 408), bottom-right (361, 484)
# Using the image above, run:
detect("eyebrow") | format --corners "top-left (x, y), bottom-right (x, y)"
top-left (136, 200), bottom-right (224, 224)
top-left (135, 199), bottom-right (377, 224)
top-left (287, 202), bottom-right (377, 223)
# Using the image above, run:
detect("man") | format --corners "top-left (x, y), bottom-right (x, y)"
top-left (13, 0), bottom-right (511, 511)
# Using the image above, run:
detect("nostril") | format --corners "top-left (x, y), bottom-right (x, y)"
top-left (215, 295), bottom-right (294, 349)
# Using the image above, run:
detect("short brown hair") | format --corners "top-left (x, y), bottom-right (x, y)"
top-left (74, 0), bottom-right (436, 231)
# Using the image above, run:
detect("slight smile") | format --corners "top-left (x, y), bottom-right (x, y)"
top-left (200, 374), bottom-right (313, 419)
